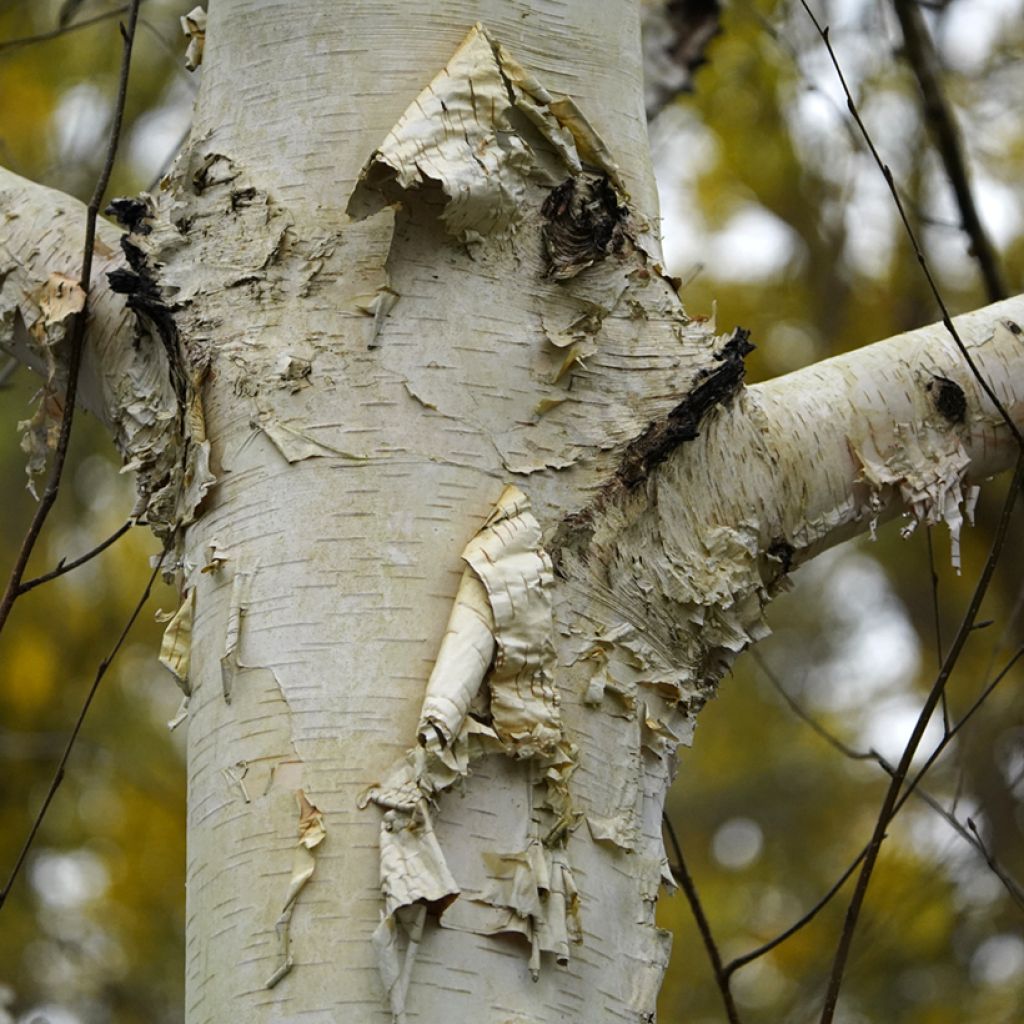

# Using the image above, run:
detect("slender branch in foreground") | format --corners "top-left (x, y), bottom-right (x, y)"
top-left (0, 1), bottom-right (141, 640)
top-left (0, 545), bottom-right (167, 911)
top-left (725, 640), bottom-right (1024, 977)
top-left (891, 0), bottom-right (1007, 303)
top-left (755, 650), bottom-right (1024, 912)
top-left (0, 5), bottom-right (129, 53)
top-left (799, 0), bottom-right (1022, 447)
top-left (17, 521), bottom-right (134, 595)
top-left (662, 812), bottom-right (743, 1024)
top-left (924, 528), bottom-right (949, 732)
top-left (819, 452), bottom-right (1023, 1023)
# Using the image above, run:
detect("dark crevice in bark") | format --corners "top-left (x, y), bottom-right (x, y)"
top-left (926, 375), bottom-right (966, 424)
top-left (107, 230), bottom-right (187, 413)
top-left (541, 172), bottom-right (632, 280)
top-left (617, 326), bottom-right (754, 489)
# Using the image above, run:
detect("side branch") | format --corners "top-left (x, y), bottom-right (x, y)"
top-left (0, 167), bottom-right (186, 536)
top-left (748, 294), bottom-right (1024, 565)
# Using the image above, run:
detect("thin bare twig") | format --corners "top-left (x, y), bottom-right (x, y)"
top-left (725, 641), bottom-right (1024, 976)
top-left (925, 528), bottom-right (949, 732)
top-left (756, 651), bottom-right (1024, 910)
top-left (891, 0), bottom-right (1007, 302)
top-left (796, 5), bottom-right (1023, 1017)
top-left (0, 1), bottom-right (141, 640)
top-left (799, 0), bottom-right (1022, 448)
top-left (17, 521), bottom-right (134, 595)
top-left (0, 5), bottom-right (129, 54)
top-left (0, 544), bottom-right (167, 910)
top-left (663, 811), bottom-right (744, 1023)
top-left (818, 450), bottom-right (1023, 1023)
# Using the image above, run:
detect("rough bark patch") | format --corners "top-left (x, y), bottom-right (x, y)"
top-left (540, 172), bottom-right (631, 280)
top-left (616, 326), bottom-right (754, 488)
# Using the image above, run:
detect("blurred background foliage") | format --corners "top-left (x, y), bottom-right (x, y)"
top-left (0, 0), bottom-right (1021, 1022)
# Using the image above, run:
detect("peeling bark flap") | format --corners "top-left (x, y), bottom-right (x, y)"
top-left (347, 23), bottom-right (624, 242)
top-left (362, 485), bottom-right (577, 1019)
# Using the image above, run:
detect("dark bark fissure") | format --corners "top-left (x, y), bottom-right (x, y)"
top-left (926, 374), bottom-right (966, 424)
top-left (106, 201), bottom-right (187, 412)
top-left (541, 172), bottom-right (632, 280)
top-left (616, 326), bottom-right (754, 489)
top-left (550, 327), bottom-right (754, 572)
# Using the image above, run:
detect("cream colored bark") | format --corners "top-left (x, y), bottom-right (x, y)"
top-left (2, 2), bottom-right (1023, 1022)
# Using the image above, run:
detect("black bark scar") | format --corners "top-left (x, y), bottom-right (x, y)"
top-left (926, 375), bottom-right (966, 424)
top-left (549, 328), bottom-right (755, 575)
top-left (541, 173), bottom-right (630, 280)
top-left (616, 327), bottom-right (755, 489)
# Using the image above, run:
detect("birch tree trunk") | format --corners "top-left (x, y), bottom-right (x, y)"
top-left (2, 2), bottom-right (1024, 1022)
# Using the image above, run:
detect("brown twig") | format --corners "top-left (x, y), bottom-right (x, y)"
top-left (17, 521), bottom-right (134, 595)
top-left (0, 5), bottom-right (129, 54)
top-left (799, 0), bottom-right (1022, 448)
top-left (891, 0), bottom-right (1007, 302)
top-left (662, 811), bottom-right (744, 1024)
top-left (818, 451), bottom-right (1023, 1023)
top-left (925, 528), bottom-right (949, 731)
top-left (0, 544), bottom-right (167, 910)
top-left (755, 650), bottom-right (1024, 911)
top-left (724, 641), bottom-right (1024, 977)
top-left (0, 1), bottom-right (141, 640)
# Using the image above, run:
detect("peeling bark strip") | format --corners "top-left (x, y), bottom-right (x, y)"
top-left (265, 791), bottom-right (326, 989)
top-left (361, 486), bottom-right (578, 1020)
top-left (346, 22), bottom-right (625, 243)
top-left (617, 326), bottom-right (754, 489)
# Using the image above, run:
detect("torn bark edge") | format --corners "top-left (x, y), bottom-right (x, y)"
top-left (345, 22), bottom-right (627, 245)
top-left (105, 194), bottom-right (215, 541)
top-left (361, 486), bottom-right (582, 1018)
top-left (265, 790), bottom-right (326, 989)
top-left (221, 566), bottom-right (255, 703)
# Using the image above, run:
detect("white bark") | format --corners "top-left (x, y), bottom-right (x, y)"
top-left (2, 2), bottom-right (1023, 1022)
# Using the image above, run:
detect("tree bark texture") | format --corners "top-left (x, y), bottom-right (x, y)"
top-left (2, 2), bottom-right (1023, 1022)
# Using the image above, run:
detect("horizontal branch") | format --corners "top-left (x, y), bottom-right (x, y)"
top-left (748, 294), bottom-right (1024, 566)
top-left (0, 167), bottom-right (183, 529)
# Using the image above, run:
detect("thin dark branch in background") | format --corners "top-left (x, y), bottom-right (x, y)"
top-left (963, 817), bottom-right (1024, 909)
top-left (0, 544), bottom-right (167, 911)
top-left (753, 651), bottom-right (873, 761)
top-left (724, 849), bottom-right (865, 978)
top-left (925, 528), bottom-right (949, 731)
top-left (138, 15), bottom-right (199, 89)
top-left (755, 651), bottom-right (1024, 910)
top-left (0, 5), bottom-right (129, 54)
top-left (901, 642), bottom-right (1024, 807)
top-left (817, 449), bottom-right (1023, 1023)
top-left (0, 1), bottom-right (141, 640)
top-left (662, 812), bottom-right (744, 1024)
top-left (726, 642), bottom-right (1024, 978)
top-left (17, 521), bottom-right (134, 595)
top-left (891, 0), bottom-right (1007, 302)
top-left (797, 4), bottom-right (1023, 1017)
top-left (799, 0), bottom-right (1022, 448)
